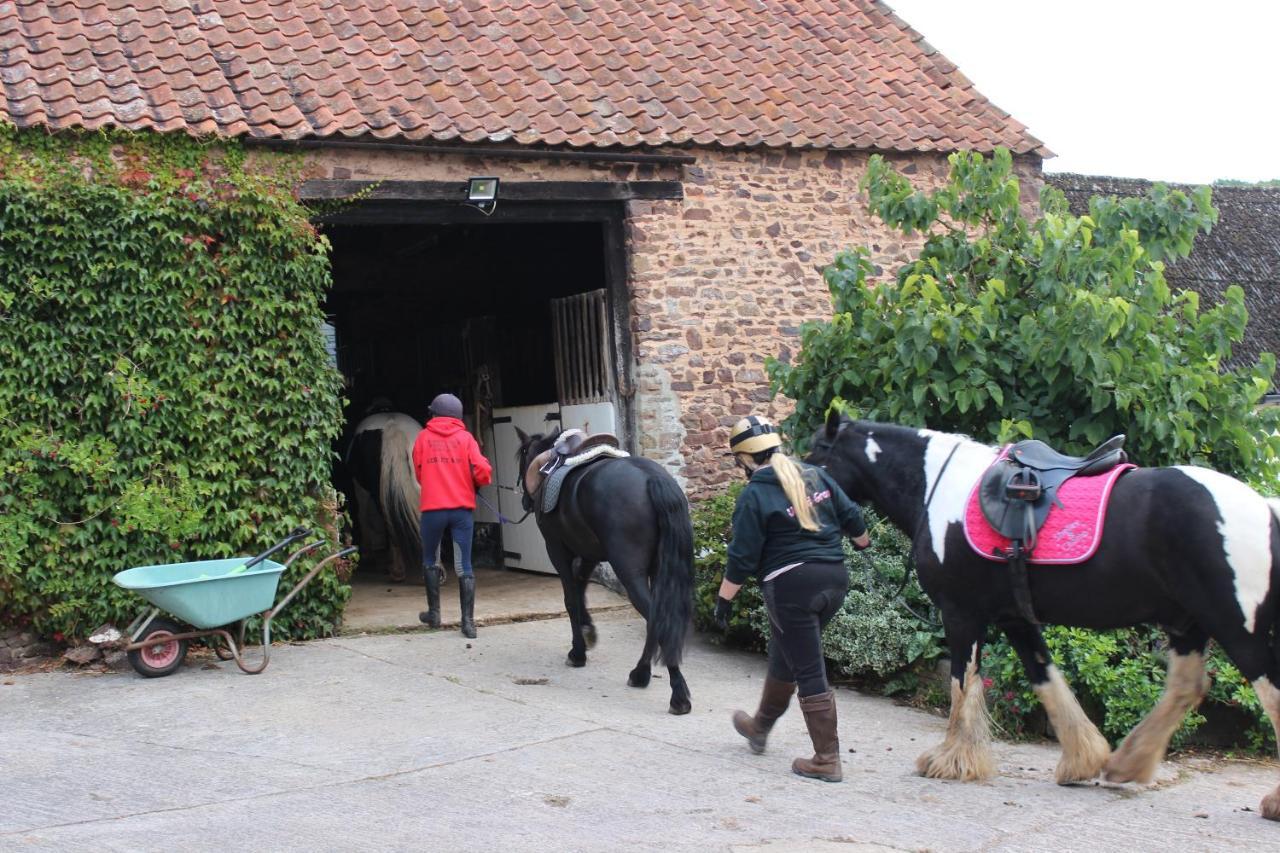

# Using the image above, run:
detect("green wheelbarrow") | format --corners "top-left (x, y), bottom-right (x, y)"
top-left (98, 527), bottom-right (355, 678)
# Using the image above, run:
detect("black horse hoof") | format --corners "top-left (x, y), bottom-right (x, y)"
top-left (668, 699), bottom-right (692, 716)
top-left (565, 653), bottom-right (587, 668)
top-left (628, 668), bottom-right (651, 688)
top-left (583, 624), bottom-right (598, 649)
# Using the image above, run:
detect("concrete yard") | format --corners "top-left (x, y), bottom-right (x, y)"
top-left (3, 612), bottom-right (1278, 852)
top-left (339, 566), bottom-right (632, 634)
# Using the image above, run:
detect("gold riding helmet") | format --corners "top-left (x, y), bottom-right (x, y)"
top-left (728, 415), bottom-right (782, 456)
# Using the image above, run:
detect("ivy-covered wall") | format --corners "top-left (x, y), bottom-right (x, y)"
top-left (0, 126), bottom-right (348, 640)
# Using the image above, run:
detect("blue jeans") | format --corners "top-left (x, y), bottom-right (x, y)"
top-left (420, 509), bottom-right (475, 578)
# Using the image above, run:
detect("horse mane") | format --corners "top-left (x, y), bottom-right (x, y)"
top-left (516, 429), bottom-right (561, 487)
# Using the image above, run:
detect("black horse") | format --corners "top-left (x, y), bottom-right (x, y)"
top-left (516, 428), bottom-right (693, 715)
top-left (807, 413), bottom-right (1280, 819)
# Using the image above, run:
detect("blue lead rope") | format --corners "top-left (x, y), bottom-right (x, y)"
top-left (476, 491), bottom-right (530, 525)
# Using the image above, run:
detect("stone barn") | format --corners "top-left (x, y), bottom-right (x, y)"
top-left (0, 0), bottom-right (1044, 578)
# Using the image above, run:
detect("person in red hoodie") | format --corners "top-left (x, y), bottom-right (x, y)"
top-left (412, 392), bottom-right (493, 637)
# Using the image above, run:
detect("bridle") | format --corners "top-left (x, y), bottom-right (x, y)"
top-left (818, 419), bottom-right (954, 626)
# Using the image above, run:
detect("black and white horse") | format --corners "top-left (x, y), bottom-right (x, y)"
top-left (347, 411), bottom-right (422, 582)
top-left (807, 413), bottom-right (1280, 819)
top-left (516, 429), bottom-right (694, 715)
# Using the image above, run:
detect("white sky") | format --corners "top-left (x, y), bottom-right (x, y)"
top-left (881, 0), bottom-right (1280, 184)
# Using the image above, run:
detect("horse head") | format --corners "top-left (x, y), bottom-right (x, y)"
top-left (514, 427), bottom-right (561, 511)
top-left (804, 410), bottom-right (876, 503)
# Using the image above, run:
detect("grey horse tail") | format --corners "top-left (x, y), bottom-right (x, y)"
top-left (646, 474), bottom-right (694, 667)
top-left (379, 423), bottom-right (422, 567)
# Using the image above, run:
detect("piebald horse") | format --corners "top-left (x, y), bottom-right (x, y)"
top-left (347, 411), bottom-right (422, 582)
top-left (807, 413), bottom-right (1280, 819)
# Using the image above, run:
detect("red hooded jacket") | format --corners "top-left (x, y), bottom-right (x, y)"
top-left (411, 417), bottom-right (493, 511)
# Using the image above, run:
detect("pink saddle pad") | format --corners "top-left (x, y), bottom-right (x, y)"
top-left (964, 452), bottom-right (1135, 565)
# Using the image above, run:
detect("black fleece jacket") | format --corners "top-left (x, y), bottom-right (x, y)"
top-left (723, 462), bottom-right (867, 585)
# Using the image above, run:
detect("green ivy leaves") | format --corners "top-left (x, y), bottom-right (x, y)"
top-left (0, 126), bottom-right (347, 639)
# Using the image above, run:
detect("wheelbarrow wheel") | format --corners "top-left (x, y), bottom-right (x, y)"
top-left (127, 617), bottom-right (189, 678)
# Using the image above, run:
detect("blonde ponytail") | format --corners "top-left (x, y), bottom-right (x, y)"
top-left (772, 453), bottom-right (820, 531)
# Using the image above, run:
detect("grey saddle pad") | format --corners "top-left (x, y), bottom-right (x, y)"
top-left (542, 446), bottom-right (631, 513)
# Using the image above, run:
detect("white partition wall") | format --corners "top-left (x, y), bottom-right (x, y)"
top-left (492, 403), bottom-right (560, 574)
top-left (490, 401), bottom-right (619, 575)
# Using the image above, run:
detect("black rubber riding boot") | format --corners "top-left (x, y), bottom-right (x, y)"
top-left (459, 575), bottom-right (477, 639)
top-left (732, 675), bottom-right (797, 754)
top-left (792, 691), bottom-right (842, 782)
top-left (418, 565), bottom-right (441, 628)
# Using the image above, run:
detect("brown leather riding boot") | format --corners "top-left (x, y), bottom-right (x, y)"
top-left (732, 676), bottom-right (796, 754)
top-left (792, 690), bottom-right (842, 782)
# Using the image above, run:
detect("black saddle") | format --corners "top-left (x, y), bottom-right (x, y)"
top-left (1008, 435), bottom-right (1127, 476)
top-left (978, 434), bottom-right (1127, 623)
top-left (980, 435), bottom-right (1127, 542)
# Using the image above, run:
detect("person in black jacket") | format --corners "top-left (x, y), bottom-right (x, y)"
top-left (715, 415), bottom-right (870, 782)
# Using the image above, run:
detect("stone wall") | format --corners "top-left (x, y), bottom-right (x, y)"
top-left (298, 145), bottom-right (1042, 498)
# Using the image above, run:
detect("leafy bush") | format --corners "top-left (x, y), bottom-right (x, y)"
top-left (766, 147), bottom-right (1279, 750)
top-left (985, 627), bottom-right (1274, 751)
top-left (693, 482), bottom-right (944, 688)
top-left (0, 126), bottom-right (349, 640)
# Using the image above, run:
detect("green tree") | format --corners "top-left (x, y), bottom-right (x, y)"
top-left (770, 148), bottom-right (1280, 480)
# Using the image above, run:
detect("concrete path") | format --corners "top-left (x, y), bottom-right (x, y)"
top-left (2, 612), bottom-right (1276, 852)
top-left (340, 566), bottom-right (632, 633)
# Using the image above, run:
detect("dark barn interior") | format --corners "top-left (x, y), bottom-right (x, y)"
top-left (324, 220), bottom-right (610, 578)
top-left (326, 221), bottom-right (607, 425)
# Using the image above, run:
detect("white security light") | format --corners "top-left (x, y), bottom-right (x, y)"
top-left (465, 176), bottom-right (499, 215)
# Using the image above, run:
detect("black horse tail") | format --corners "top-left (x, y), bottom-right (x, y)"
top-left (379, 423), bottom-right (422, 567)
top-left (647, 473), bottom-right (694, 667)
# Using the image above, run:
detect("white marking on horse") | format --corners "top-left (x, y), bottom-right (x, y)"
top-left (1175, 466), bottom-right (1273, 634)
top-left (865, 434), bottom-right (882, 463)
top-left (918, 430), bottom-right (996, 564)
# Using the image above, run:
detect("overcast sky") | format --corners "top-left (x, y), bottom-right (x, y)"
top-left (882, 0), bottom-right (1279, 184)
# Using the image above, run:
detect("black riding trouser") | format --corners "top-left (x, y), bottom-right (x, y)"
top-left (762, 561), bottom-right (848, 698)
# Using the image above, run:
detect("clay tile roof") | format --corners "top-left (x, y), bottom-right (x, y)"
top-left (0, 0), bottom-right (1046, 155)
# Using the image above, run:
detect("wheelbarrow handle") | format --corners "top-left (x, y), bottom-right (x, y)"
top-left (241, 526), bottom-right (315, 570)
top-left (266, 545), bottom-right (358, 620)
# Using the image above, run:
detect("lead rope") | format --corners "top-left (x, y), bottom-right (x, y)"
top-left (855, 442), bottom-right (959, 627)
top-left (477, 489), bottom-right (532, 525)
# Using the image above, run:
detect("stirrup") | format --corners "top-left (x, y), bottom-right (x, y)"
top-left (1004, 468), bottom-right (1042, 502)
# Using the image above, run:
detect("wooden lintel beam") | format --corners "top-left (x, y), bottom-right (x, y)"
top-left (300, 180), bottom-right (684, 203)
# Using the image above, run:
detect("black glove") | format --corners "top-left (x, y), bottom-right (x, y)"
top-left (713, 595), bottom-right (734, 630)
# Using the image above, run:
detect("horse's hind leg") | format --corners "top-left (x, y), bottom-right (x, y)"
top-left (1104, 627), bottom-right (1209, 785)
top-left (572, 559), bottom-right (598, 649)
top-left (917, 614), bottom-right (995, 781)
top-left (1002, 620), bottom-right (1110, 784)
top-left (1202, 617), bottom-right (1280, 818)
top-left (613, 559), bottom-right (691, 714)
top-left (665, 665), bottom-right (691, 716)
top-left (616, 567), bottom-right (655, 690)
top-left (1253, 676), bottom-right (1280, 819)
top-left (629, 622), bottom-right (655, 689)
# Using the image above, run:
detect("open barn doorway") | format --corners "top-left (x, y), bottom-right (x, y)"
top-left (320, 199), bottom-right (636, 631)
